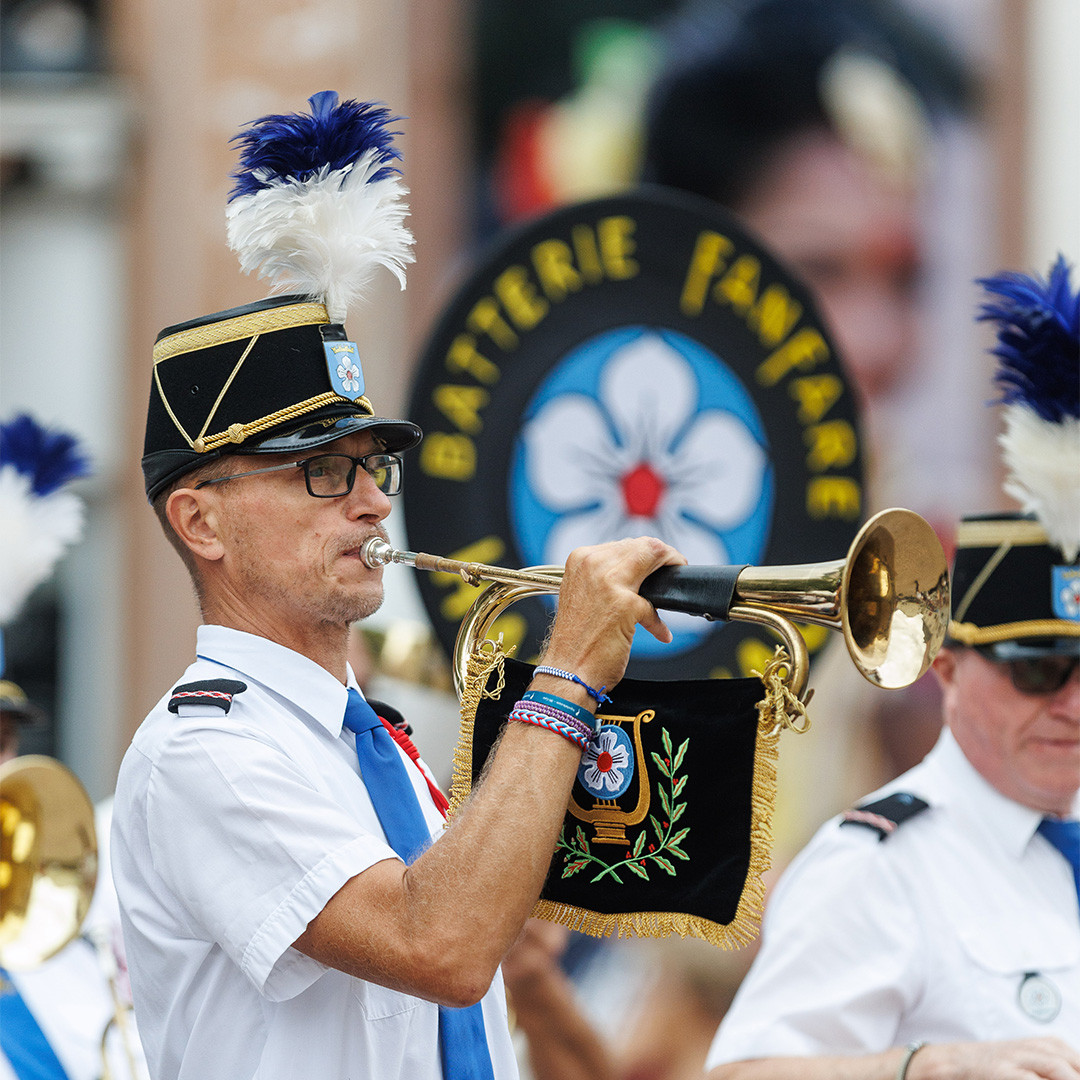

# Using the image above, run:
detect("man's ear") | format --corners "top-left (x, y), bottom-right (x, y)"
top-left (931, 645), bottom-right (958, 691)
top-left (166, 488), bottom-right (225, 562)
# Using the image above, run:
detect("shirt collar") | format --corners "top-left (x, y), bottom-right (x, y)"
top-left (925, 728), bottom-right (1048, 858)
top-left (195, 624), bottom-right (360, 737)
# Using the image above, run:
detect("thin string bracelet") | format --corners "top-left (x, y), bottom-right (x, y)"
top-left (895, 1042), bottom-right (926, 1080)
top-left (533, 665), bottom-right (612, 705)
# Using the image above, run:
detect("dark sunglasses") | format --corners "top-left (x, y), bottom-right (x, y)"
top-left (982, 652), bottom-right (1080, 695)
top-left (195, 452), bottom-right (402, 497)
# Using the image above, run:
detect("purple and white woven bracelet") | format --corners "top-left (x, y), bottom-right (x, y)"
top-left (508, 702), bottom-right (593, 750)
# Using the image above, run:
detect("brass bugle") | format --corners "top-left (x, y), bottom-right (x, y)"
top-left (361, 508), bottom-right (950, 700)
top-left (0, 755), bottom-right (98, 970)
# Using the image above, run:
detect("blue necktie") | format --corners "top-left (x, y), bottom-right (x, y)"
top-left (0, 969), bottom-right (71, 1080)
top-left (1038, 817), bottom-right (1080, 910)
top-left (343, 689), bottom-right (495, 1080)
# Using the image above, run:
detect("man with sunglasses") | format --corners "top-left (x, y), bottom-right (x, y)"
top-left (111, 290), bottom-right (684, 1080)
top-left (703, 508), bottom-right (1080, 1078)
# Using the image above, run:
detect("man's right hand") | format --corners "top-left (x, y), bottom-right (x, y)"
top-left (910, 1037), bottom-right (1080, 1080)
top-left (538, 536), bottom-right (686, 700)
top-left (711, 1037), bottom-right (1080, 1080)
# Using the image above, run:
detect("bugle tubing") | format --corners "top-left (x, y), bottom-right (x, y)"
top-left (360, 508), bottom-right (950, 700)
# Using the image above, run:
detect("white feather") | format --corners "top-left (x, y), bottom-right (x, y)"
top-left (999, 405), bottom-right (1080, 561)
top-left (0, 468), bottom-right (85, 624)
top-left (226, 150), bottom-right (414, 324)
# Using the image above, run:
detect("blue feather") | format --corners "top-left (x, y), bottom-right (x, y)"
top-left (0, 414), bottom-right (90, 497)
top-left (977, 254), bottom-right (1080, 423)
top-left (228, 91), bottom-right (403, 201)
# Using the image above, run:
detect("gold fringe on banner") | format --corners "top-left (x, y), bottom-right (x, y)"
top-left (447, 641), bottom-right (806, 948)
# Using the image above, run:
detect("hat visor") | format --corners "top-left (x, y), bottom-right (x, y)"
top-left (977, 636), bottom-right (1080, 661)
top-left (242, 414), bottom-right (423, 456)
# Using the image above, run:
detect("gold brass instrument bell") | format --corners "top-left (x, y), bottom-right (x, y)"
top-left (0, 754), bottom-right (98, 970)
top-left (361, 507), bottom-right (951, 699)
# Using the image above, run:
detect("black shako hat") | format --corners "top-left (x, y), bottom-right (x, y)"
top-left (947, 257), bottom-right (1080, 660)
top-left (141, 91), bottom-right (423, 501)
top-left (142, 294), bottom-right (421, 500)
top-left (948, 513), bottom-right (1079, 659)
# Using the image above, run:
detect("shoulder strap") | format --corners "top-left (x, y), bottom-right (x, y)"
top-left (839, 792), bottom-right (929, 841)
top-left (168, 679), bottom-right (248, 714)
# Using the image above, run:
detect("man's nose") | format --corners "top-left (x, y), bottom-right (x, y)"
top-left (344, 470), bottom-right (392, 521)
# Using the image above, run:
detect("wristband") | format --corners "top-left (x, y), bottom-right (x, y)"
top-left (533, 665), bottom-right (612, 705)
top-left (895, 1041), bottom-right (926, 1080)
top-left (521, 690), bottom-right (598, 730)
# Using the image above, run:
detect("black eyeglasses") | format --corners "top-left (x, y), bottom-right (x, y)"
top-left (195, 452), bottom-right (402, 497)
top-left (985, 653), bottom-right (1080, 695)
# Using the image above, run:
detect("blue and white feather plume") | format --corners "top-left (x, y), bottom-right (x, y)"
top-left (978, 254), bottom-right (1080, 560)
top-left (226, 90), bottom-right (415, 324)
top-left (0, 414), bottom-right (90, 625)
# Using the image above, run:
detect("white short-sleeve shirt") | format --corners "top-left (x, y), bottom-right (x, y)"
top-left (112, 625), bottom-right (516, 1080)
top-left (706, 729), bottom-right (1080, 1063)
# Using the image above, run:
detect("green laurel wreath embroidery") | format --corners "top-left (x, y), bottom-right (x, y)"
top-left (557, 726), bottom-right (689, 884)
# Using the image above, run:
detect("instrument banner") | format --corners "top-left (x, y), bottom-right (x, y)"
top-left (449, 654), bottom-right (784, 948)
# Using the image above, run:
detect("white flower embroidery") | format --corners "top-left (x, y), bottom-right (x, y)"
top-left (1060, 580), bottom-right (1080, 618)
top-left (337, 360), bottom-right (361, 393)
top-left (581, 727), bottom-right (631, 795)
top-left (519, 332), bottom-right (768, 635)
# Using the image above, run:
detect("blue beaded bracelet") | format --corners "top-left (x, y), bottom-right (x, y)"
top-left (533, 665), bottom-right (612, 705)
top-left (521, 690), bottom-right (598, 730)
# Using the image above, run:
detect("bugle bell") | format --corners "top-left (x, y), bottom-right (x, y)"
top-left (362, 507), bottom-right (949, 700)
top-left (0, 754), bottom-right (98, 970)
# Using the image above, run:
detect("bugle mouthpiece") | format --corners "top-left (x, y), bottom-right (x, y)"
top-left (360, 536), bottom-right (400, 569)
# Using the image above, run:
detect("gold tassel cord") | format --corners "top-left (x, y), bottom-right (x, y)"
top-left (752, 647), bottom-right (812, 735)
top-left (447, 639), bottom-right (508, 820)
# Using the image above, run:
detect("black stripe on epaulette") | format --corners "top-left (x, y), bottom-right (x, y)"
top-left (839, 792), bottom-right (929, 841)
top-left (366, 698), bottom-right (412, 736)
top-left (168, 679), bottom-right (248, 714)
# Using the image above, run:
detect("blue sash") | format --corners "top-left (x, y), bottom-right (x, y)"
top-left (0, 969), bottom-right (71, 1080)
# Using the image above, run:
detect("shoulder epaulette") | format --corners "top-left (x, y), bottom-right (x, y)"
top-left (839, 792), bottom-right (929, 841)
top-left (168, 679), bottom-right (247, 714)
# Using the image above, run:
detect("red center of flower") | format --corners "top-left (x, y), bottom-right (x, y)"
top-left (596, 751), bottom-right (613, 773)
top-left (620, 462), bottom-right (665, 517)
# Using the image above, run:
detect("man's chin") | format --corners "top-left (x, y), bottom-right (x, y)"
top-left (343, 588), bottom-right (384, 625)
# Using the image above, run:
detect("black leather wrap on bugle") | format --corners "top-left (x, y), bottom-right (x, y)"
top-left (639, 564), bottom-right (748, 620)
